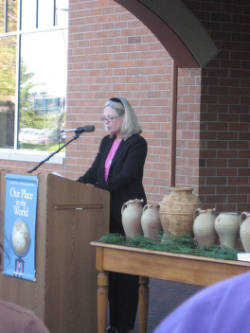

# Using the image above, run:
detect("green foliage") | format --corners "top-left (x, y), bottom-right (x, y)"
top-left (19, 61), bottom-right (39, 129)
top-left (99, 233), bottom-right (239, 260)
top-left (0, 36), bottom-right (16, 99)
top-left (19, 109), bottom-right (58, 129)
top-left (0, 1), bottom-right (17, 98)
top-left (19, 62), bottom-right (59, 130)
top-left (19, 143), bottom-right (65, 152)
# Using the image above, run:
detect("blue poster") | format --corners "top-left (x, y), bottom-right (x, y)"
top-left (3, 174), bottom-right (38, 281)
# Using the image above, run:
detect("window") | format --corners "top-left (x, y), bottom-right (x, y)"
top-left (0, 0), bottom-right (68, 158)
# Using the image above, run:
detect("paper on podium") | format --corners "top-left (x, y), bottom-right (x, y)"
top-left (51, 171), bottom-right (64, 178)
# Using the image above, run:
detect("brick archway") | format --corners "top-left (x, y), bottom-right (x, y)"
top-left (114, 0), bottom-right (218, 189)
top-left (114, 0), bottom-right (218, 67)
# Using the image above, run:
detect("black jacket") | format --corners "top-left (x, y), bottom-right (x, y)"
top-left (78, 133), bottom-right (147, 234)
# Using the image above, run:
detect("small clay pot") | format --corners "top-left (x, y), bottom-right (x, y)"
top-left (240, 212), bottom-right (250, 252)
top-left (193, 208), bottom-right (216, 247)
top-left (141, 204), bottom-right (162, 240)
top-left (121, 199), bottom-right (144, 238)
top-left (214, 212), bottom-right (240, 249)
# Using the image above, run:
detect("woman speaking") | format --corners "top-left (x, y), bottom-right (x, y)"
top-left (78, 97), bottom-right (147, 333)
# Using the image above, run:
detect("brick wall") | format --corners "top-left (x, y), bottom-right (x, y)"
top-left (66, 0), bottom-right (173, 204)
top-left (175, 68), bottom-right (201, 195)
top-left (0, 0), bottom-right (172, 205)
top-left (0, 0), bottom-right (249, 211)
top-left (183, 0), bottom-right (250, 211)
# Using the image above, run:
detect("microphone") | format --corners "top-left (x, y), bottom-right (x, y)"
top-left (61, 125), bottom-right (95, 134)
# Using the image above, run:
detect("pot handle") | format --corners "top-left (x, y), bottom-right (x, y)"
top-left (241, 211), bottom-right (250, 222)
top-left (193, 208), bottom-right (202, 220)
top-left (143, 204), bottom-right (149, 213)
top-left (121, 202), bottom-right (128, 214)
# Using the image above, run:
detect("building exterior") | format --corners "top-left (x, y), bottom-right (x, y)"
top-left (0, 0), bottom-right (249, 212)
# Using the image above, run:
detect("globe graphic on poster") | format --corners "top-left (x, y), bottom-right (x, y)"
top-left (11, 220), bottom-right (30, 256)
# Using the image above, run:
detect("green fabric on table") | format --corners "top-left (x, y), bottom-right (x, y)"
top-left (98, 233), bottom-right (239, 260)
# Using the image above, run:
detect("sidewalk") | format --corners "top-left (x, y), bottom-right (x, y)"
top-left (133, 278), bottom-right (202, 332)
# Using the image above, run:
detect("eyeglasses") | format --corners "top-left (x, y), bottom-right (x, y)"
top-left (100, 115), bottom-right (121, 122)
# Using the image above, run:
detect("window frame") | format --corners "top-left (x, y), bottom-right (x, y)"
top-left (0, 0), bottom-right (68, 164)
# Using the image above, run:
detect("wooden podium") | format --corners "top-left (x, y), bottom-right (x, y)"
top-left (0, 171), bottom-right (110, 333)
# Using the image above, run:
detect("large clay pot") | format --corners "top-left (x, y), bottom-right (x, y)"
top-left (121, 199), bottom-right (144, 238)
top-left (240, 212), bottom-right (250, 252)
top-left (159, 187), bottom-right (201, 237)
top-left (214, 212), bottom-right (240, 249)
top-left (141, 204), bottom-right (162, 240)
top-left (193, 208), bottom-right (216, 247)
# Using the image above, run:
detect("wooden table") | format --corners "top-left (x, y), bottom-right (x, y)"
top-left (91, 241), bottom-right (250, 333)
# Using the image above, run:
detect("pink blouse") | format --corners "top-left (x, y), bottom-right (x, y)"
top-left (105, 138), bottom-right (121, 181)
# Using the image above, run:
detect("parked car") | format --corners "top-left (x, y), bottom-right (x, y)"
top-left (18, 128), bottom-right (65, 145)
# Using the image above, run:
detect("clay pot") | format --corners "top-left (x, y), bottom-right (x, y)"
top-left (159, 187), bottom-right (201, 237)
top-left (121, 199), bottom-right (144, 238)
top-left (141, 204), bottom-right (162, 240)
top-left (240, 212), bottom-right (250, 252)
top-left (214, 212), bottom-right (240, 249)
top-left (193, 208), bottom-right (216, 247)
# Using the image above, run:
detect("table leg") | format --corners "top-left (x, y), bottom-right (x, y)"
top-left (138, 276), bottom-right (149, 333)
top-left (97, 271), bottom-right (108, 333)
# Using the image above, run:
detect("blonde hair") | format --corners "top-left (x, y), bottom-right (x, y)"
top-left (104, 97), bottom-right (142, 140)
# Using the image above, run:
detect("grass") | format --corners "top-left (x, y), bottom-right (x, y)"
top-left (19, 143), bottom-right (65, 152)
top-left (98, 233), bottom-right (239, 260)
